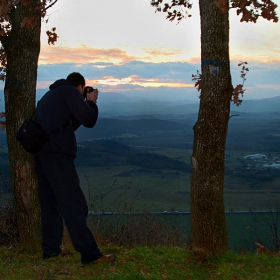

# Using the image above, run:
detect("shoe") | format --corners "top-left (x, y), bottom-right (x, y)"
top-left (43, 248), bottom-right (70, 259)
top-left (94, 254), bottom-right (116, 263)
top-left (59, 248), bottom-right (70, 256)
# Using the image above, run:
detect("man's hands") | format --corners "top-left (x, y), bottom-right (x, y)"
top-left (86, 89), bottom-right (98, 104)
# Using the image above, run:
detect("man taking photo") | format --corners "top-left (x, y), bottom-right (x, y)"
top-left (34, 72), bottom-right (115, 265)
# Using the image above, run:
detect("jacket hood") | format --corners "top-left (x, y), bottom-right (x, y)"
top-left (49, 79), bottom-right (72, 90)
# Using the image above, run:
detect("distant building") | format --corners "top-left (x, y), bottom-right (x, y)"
top-left (243, 154), bottom-right (267, 160)
top-left (262, 163), bottom-right (280, 169)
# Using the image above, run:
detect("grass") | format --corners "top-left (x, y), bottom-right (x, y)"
top-left (0, 245), bottom-right (280, 279)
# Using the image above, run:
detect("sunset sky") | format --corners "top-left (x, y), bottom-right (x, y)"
top-left (36, 0), bottom-right (280, 101)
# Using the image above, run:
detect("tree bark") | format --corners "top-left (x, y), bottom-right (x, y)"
top-left (1, 4), bottom-right (41, 249)
top-left (190, 0), bottom-right (232, 255)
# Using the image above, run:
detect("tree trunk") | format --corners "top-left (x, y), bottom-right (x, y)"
top-left (1, 4), bottom-right (41, 249)
top-left (190, 0), bottom-right (232, 255)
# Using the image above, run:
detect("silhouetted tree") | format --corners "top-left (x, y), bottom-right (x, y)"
top-left (150, 0), bottom-right (278, 255)
top-left (0, 0), bottom-right (58, 249)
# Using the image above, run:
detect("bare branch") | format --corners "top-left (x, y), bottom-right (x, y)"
top-left (44, 0), bottom-right (58, 12)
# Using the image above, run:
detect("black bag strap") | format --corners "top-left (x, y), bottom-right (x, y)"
top-left (49, 121), bottom-right (70, 136)
top-left (31, 108), bottom-right (70, 136)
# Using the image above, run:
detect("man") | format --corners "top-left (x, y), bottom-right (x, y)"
top-left (34, 72), bottom-right (115, 264)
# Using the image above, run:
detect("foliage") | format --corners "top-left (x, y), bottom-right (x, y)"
top-left (228, 0), bottom-right (278, 22)
top-left (0, 246), bottom-right (280, 279)
top-left (46, 27), bottom-right (58, 45)
top-left (150, 0), bottom-right (278, 105)
top-left (0, 111), bottom-right (4, 131)
top-left (0, 0), bottom-right (58, 35)
top-left (192, 61), bottom-right (249, 106)
top-left (232, 61), bottom-right (249, 106)
top-left (151, 0), bottom-right (192, 23)
top-left (151, 0), bottom-right (278, 23)
top-left (0, 47), bottom-right (6, 81)
top-left (0, 0), bottom-right (58, 80)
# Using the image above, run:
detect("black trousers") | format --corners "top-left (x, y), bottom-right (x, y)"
top-left (34, 153), bottom-right (102, 264)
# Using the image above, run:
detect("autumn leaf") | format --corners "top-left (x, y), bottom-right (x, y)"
top-left (231, 0), bottom-right (278, 23)
top-left (232, 61), bottom-right (249, 106)
top-left (20, 16), bottom-right (38, 29)
top-left (46, 27), bottom-right (59, 45)
top-left (232, 84), bottom-right (244, 106)
top-left (0, 122), bottom-right (6, 131)
top-left (192, 70), bottom-right (202, 92)
top-left (216, 0), bottom-right (229, 13)
top-left (151, 0), bottom-right (278, 23)
top-left (0, 3), bottom-right (12, 17)
top-left (0, 29), bottom-right (6, 36)
top-left (150, 0), bottom-right (193, 23)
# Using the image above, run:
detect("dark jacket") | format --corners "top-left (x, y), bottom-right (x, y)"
top-left (35, 79), bottom-right (98, 157)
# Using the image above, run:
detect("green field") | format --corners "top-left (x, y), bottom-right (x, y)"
top-left (1, 112), bottom-right (280, 252)
top-left (74, 144), bottom-right (280, 252)
top-left (77, 147), bottom-right (280, 213)
top-left (78, 165), bottom-right (190, 212)
top-left (78, 163), bottom-right (274, 213)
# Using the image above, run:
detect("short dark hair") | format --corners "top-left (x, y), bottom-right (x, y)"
top-left (66, 72), bottom-right (85, 87)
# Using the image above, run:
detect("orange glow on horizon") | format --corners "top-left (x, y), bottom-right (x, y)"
top-left (36, 45), bottom-right (280, 95)
top-left (39, 45), bottom-right (280, 67)
top-left (92, 75), bottom-right (193, 88)
top-left (36, 76), bottom-right (193, 90)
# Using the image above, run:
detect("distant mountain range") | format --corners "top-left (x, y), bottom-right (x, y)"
top-left (230, 96), bottom-right (280, 114)
top-left (0, 89), bottom-right (280, 116)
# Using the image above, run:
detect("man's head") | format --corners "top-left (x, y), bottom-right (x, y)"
top-left (66, 72), bottom-right (85, 94)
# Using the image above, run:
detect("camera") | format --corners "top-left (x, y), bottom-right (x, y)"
top-left (83, 86), bottom-right (94, 99)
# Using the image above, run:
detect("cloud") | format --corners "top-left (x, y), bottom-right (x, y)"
top-left (39, 45), bottom-right (192, 66)
top-left (231, 55), bottom-right (280, 66)
top-left (37, 60), bottom-right (199, 91)
top-left (143, 48), bottom-right (184, 57)
top-left (36, 49), bottom-right (280, 101)
top-left (39, 45), bottom-right (138, 65)
top-left (140, 48), bottom-right (189, 62)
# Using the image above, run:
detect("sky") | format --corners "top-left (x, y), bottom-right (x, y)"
top-left (8, 0), bottom-right (280, 101)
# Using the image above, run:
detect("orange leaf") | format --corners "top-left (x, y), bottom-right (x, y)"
top-left (216, 0), bottom-right (229, 13)
top-left (20, 16), bottom-right (38, 29)
top-left (46, 27), bottom-right (59, 45)
top-left (0, 122), bottom-right (6, 131)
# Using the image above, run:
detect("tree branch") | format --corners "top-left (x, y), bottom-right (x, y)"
top-left (44, 0), bottom-right (58, 12)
